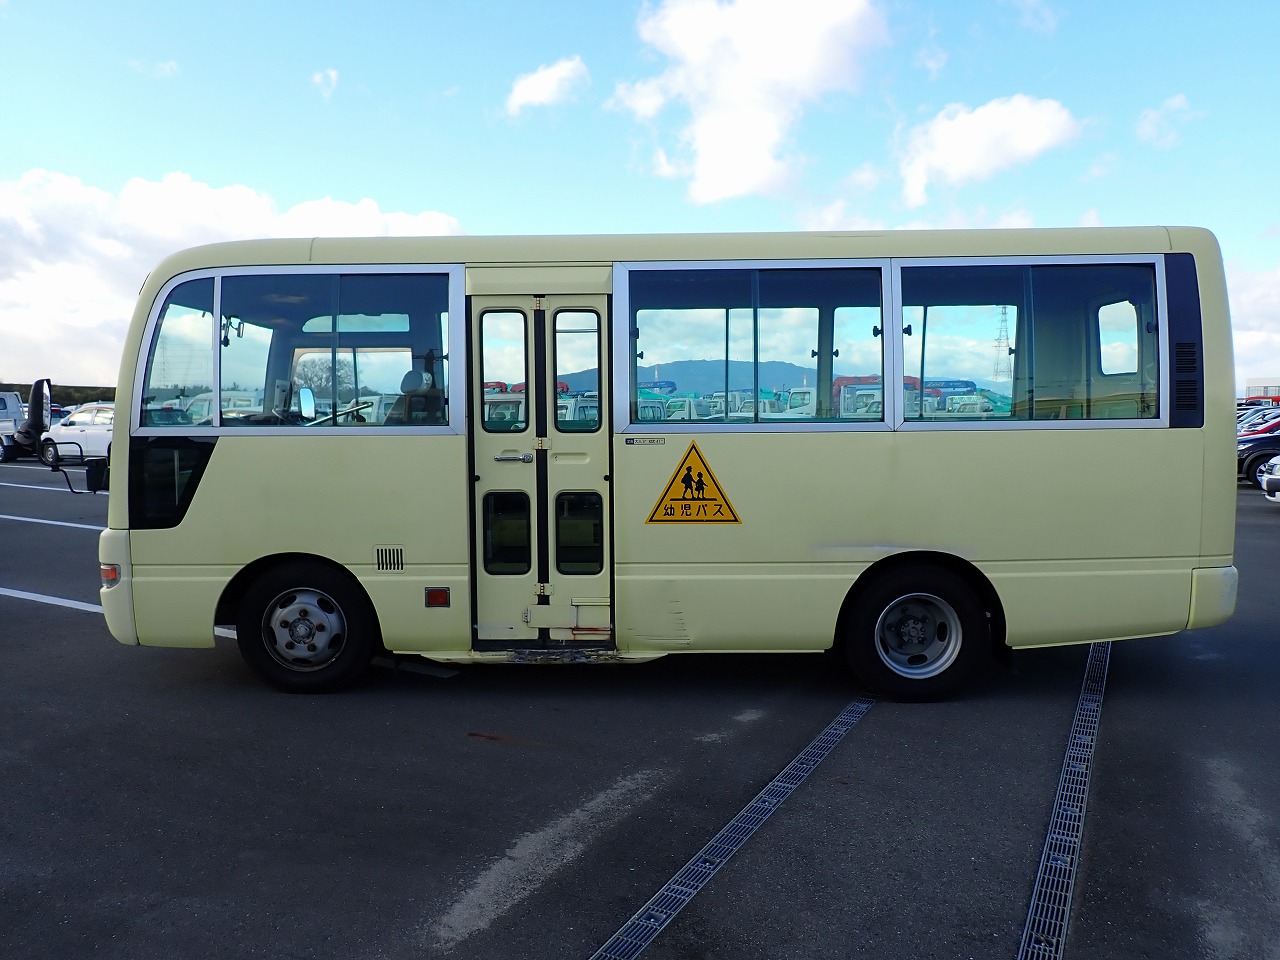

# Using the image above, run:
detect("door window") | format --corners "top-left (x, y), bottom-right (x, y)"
top-left (554, 311), bottom-right (600, 432)
top-left (480, 311), bottom-right (528, 432)
top-left (555, 493), bottom-right (603, 574)
top-left (483, 492), bottom-right (531, 574)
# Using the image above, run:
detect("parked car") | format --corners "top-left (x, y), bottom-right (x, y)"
top-left (1261, 456), bottom-right (1280, 503)
top-left (1238, 430), bottom-right (1280, 487)
top-left (1238, 416), bottom-right (1280, 439)
top-left (1238, 407), bottom-right (1280, 434)
top-left (39, 402), bottom-right (115, 465)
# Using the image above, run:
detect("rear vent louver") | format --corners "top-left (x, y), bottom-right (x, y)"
top-left (1175, 381), bottom-right (1200, 411)
top-left (1175, 341), bottom-right (1199, 374)
top-left (375, 546), bottom-right (405, 572)
top-left (1173, 341), bottom-right (1201, 412)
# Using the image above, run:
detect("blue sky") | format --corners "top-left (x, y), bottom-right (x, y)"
top-left (1, 0), bottom-right (1277, 391)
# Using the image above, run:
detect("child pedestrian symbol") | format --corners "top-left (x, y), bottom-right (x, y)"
top-left (646, 440), bottom-right (741, 524)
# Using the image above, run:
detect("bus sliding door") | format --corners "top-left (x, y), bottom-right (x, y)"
top-left (469, 295), bottom-right (613, 649)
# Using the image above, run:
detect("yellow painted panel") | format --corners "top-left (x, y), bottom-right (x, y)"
top-left (129, 433), bottom-right (473, 651)
top-left (466, 265), bottom-right (612, 295)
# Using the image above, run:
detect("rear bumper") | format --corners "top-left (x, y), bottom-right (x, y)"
top-left (1188, 565), bottom-right (1238, 629)
top-left (98, 528), bottom-right (137, 645)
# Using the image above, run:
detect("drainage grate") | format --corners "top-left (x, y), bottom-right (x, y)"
top-left (1017, 641), bottom-right (1111, 960)
top-left (587, 696), bottom-right (876, 960)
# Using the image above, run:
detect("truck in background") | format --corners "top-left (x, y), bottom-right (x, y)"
top-left (0, 380), bottom-right (51, 462)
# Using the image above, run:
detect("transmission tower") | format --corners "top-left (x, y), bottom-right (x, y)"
top-left (992, 306), bottom-right (1012, 381)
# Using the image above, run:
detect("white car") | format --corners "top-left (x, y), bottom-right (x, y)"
top-left (39, 402), bottom-right (115, 465)
top-left (1261, 456), bottom-right (1280, 503)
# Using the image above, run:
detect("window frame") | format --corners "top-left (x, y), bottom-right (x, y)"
top-left (612, 258), bottom-right (893, 434)
top-left (132, 263), bottom-right (466, 438)
top-left (552, 307), bottom-right (603, 435)
top-left (614, 254), bottom-right (1169, 434)
top-left (889, 254), bottom-right (1169, 432)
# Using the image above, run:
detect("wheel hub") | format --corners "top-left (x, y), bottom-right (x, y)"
top-left (262, 590), bottom-right (346, 670)
top-left (896, 614), bottom-right (928, 645)
top-left (874, 592), bottom-right (962, 679)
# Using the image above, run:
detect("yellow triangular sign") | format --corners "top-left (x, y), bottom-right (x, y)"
top-left (646, 441), bottom-right (741, 524)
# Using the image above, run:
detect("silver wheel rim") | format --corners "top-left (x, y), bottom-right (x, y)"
top-left (874, 591), bottom-right (963, 679)
top-left (260, 587), bottom-right (347, 672)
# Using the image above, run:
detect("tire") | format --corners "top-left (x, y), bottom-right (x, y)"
top-left (0, 443), bottom-right (12, 463)
top-left (844, 566), bottom-right (989, 701)
top-left (39, 440), bottom-right (57, 466)
top-left (235, 562), bottom-right (378, 693)
top-left (1244, 452), bottom-right (1273, 488)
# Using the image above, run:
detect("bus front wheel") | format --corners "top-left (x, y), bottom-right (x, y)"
top-left (844, 567), bottom-right (988, 701)
top-left (236, 562), bottom-right (377, 693)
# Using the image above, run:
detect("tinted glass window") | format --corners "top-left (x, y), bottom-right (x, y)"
top-left (483, 492), bottom-right (531, 574)
top-left (900, 263), bottom-right (1159, 422)
top-left (555, 311), bottom-right (600, 433)
top-left (480, 311), bottom-right (527, 433)
top-left (629, 267), bottom-right (883, 423)
top-left (217, 272), bottom-right (450, 428)
top-left (140, 278), bottom-right (214, 427)
top-left (556, 492), bottom-right (603, 574)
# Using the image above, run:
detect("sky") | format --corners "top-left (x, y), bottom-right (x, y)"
top-left (1, 0), bottom-right (1277, 393)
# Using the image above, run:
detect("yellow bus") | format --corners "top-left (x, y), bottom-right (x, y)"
top-left (97, 228), bottom-right (1237, 699)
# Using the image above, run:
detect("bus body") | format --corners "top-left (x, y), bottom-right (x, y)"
top-left (98, 227), bottom-right (1238, 699)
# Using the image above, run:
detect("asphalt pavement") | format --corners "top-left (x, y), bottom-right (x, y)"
top-left (0, 460), bottom-right (1275, 960)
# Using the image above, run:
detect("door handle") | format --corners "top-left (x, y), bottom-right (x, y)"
top-left (494, 453), bottom-right (534, 463)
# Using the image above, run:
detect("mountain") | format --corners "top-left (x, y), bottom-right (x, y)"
top-left (559, 360), bottom-right (818, 396)
top-left (559, 361), bottom-right (1012, 398)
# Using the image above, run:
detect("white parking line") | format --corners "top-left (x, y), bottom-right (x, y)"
top-left (0, 587), bottom-right (102, 613)
top-left (431, 770), bottom-right (666, 951)
top-left (0, 480), bottom-right (105, 495)
top-left (0, 513), bottom-right (104, 531)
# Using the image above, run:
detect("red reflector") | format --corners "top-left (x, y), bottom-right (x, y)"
top-left (100, 563), bottom-right (120, 587)
top-left (424, 587), bottom-right (450, 608)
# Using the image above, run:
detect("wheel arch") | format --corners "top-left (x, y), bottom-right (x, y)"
top-left (215, 552), bottom-right (384, 647)
top-left (834, 550), bottom-right (1008, 660)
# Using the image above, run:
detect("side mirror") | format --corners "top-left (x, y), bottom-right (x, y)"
top-left (15, 378), bottom-right (51, 445)
top-left (298, 386), bottom-right (316, 421)
top-left (85, 457), bottom-right (109, 493)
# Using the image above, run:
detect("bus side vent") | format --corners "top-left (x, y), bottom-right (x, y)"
top-left (1175, 380), bottom-right (1199, 411)
top-left (375, 546), bottom-right (405, 573)
top-left (1174, 341), bottom-right (1199, 374)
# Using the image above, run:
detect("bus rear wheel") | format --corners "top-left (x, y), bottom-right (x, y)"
top-left (236, 562), bottom-right (377, 693)
top-left (844, 567), bottom-right (988, 701)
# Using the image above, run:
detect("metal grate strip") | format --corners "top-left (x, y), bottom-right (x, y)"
top-left (1017, 641), bottom-right (1111, 960)
top-left (587, 697), bottom-right (876, 960)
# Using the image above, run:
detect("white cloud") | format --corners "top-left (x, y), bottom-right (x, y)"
top-left (1226, 261), bottom-right (1280, 393)
top-left (612, 0), bottom-right (889, 204)
top-left (652, 147), bottom-right (683, 179)
top-left (1002, 0), bottom-right (1058, 32)
top-left (1136, 94), bottom-right (1194, 149)
top-left (798, 199), bottom-right (884, 231)
top-left (129, 59), bottom-right (178, 79)
top-left (992, 207), bottom-right (1035, 228)
top-left (505, 56), bottom-right (589, 116)
top-left (312, 68), bottom-right (338, 100)
top-left (914, 43), bottom-right (947, 79)
top-left (1078, 208), bottom-right (1102, 227)
top-left (899, 94), bottom-right (1082, 208)
top-left (844, 161), bottom-right (883, 191)
top-left (0, 170), bottom-right (461, 387)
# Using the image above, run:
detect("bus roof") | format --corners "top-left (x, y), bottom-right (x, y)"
top-left (138, 226), bottom-right (1212, 290)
